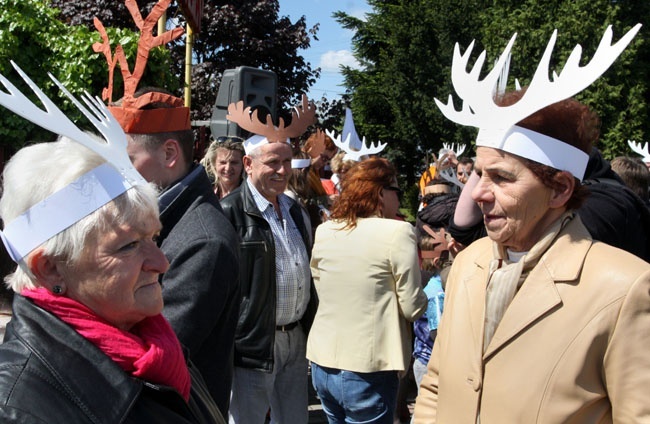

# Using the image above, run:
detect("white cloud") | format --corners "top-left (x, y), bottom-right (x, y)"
top-left (319, 50), bottom-right (361, 73)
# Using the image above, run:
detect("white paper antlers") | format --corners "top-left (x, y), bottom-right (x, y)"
top-left (0, 61), bottom-right (145, 185)
top-left (436, 25), bottom-right (641, 129)
top-left (326, 108), bottom-right (386, 162)
top-left (436, 24), bottom-right (642, 181)
top-left (326, 129), bottom-right (386, 162)
top-left (628, 140), bottom-right (650, 163)
top-left (441, 142), bottom-right (466, 158)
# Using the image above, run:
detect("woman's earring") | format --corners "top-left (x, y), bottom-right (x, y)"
top-left (52, 285), bottom-right (63, 295)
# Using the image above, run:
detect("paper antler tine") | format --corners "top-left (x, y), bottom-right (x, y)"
top-left (49, 75), bottom-right (103, 130)
top-left (325, 129), bottom-right (340, 144)
top-left (83, 91), bottom-right (130, 151)
top-left (325, 130), bottom-right (341, 143)
top-left (628, 139), bottom-right (650, 162)
top-left (338, 132), bottom-right (354, 150)
top-left (455, 143), bottom-right (466, 157)
top-left (227, 101), bottom-right (264, 137)
top-left (515, 24), bottom-right (640, 124)
top-left (46, 71), bottom-right (144, 184)
top-left (1, 61), bottom-right (87, 144)
top-left (284, 94), bottom-right (316, 138)
top-left (331, 132), bottom-right (353, 159)
top-left (448, 33), bottom-right (518, 123)
top-left (358, 136), bottom-right (386, 156)
top-left (422, 225), bottom-right (447, 248)
top-left (49, 75), bottom-right (116, 146)
top-left (438, 166), bottom-right (464, 189)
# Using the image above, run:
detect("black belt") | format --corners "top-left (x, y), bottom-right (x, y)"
top-left (276, 321), bottom-right (298, 332)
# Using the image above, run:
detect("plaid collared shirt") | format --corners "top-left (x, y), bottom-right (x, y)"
top-left (247, 179), bottom-right (311, 325)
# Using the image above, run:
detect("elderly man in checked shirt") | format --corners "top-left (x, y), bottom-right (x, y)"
top-left (221, 138), bottom-right (318, 424)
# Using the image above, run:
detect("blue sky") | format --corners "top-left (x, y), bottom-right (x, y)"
top-left (278, 0), bottom-right (371, 99)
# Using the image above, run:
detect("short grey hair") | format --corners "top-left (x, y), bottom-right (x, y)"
top-left (0, 136), bottom-right (160, 292)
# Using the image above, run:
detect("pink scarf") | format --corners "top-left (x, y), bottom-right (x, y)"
top-left (22, 288), bottom-right (191, 401)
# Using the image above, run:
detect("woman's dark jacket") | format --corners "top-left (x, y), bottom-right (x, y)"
top-left (0, 295), bottom-right (225, 424)
top-left (220, 181), bottom-right (318, 372)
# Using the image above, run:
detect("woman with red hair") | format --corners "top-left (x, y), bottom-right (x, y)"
top-left (307, 157), bottom-right (427, 424)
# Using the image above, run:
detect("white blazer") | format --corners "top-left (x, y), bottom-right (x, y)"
top-left (307, 217), bottom-right (427, 372)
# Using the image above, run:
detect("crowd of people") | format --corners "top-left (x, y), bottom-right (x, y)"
top-left (0, 4), bottom-right (648, 424)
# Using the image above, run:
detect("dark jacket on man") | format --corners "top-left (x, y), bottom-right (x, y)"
top-left (578, 147), bottom-right (650, 262)
top-left (158, 165), bottom-right (241, 417)
top-left (220, 180), bottom-right (318, 372)
top-left (0, 295), bottom-right (224, 424)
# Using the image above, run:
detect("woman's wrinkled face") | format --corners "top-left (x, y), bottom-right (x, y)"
top-left (60, 217), bottom-right (169, 331)
top-left (471, 147), bottom-right (556, 252)
top-left (214, 148), bottom-right (243, 187)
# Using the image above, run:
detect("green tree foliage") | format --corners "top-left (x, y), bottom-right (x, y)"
top-left (336, 0), bottom-right (482, 186)
top-left (339, 0), bottom-right (649, 187)
top-left (0, 0), bottom-right (175, 150)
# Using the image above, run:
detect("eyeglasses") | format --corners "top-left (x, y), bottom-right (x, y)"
top-left (384, 186), bottom-right (403, 197)
top-left (215, 136), bottom-right (244, 144)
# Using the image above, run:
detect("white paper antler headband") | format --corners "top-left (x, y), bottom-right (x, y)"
top-left (326, 108), bottom-right (386, 162)
top-left (0, 61), bottom-right (145, 262)
top-left (436, 24), bottom-right (642, 181)
top-left (628, 140), bottom-right (650, 163)
top-left (326, 130), bottom-right (387, 162)
top-left (440, 142), bottom-right (466, 159)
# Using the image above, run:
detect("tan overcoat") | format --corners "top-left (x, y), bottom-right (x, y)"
top-left (413, 216), bottom-right (650, 423)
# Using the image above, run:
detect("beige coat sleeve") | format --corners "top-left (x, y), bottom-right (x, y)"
top-left (390, 223), bottom-right (427, 322)
top-left (605, 269), bottom-right (650, 422)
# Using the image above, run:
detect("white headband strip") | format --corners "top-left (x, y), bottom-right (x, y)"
top-left (477, 125), bottom-right (589, 180)
top-left (291, 158), bottom-right (311, 169)
top-left (0, 163), bottom-right (135, 262)
top-left (243, 134), bottom-right (290, 155)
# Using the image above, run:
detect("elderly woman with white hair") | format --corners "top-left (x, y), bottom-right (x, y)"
top-left (0, 64), bottom-right (224, 423)
top-left (0, 139), bottom-right (225, 423)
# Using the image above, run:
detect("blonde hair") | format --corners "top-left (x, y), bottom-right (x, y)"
top-left (200, 138), bottom-right (245, 186)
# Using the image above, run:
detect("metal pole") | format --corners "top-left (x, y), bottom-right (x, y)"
top-left (184, 24), bottom-right (193, 108)
top-left (157, 11), bottom-right (166, 38)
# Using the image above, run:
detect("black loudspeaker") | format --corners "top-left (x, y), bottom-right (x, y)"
top-left (210, 66), bottom-right (278, 138)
